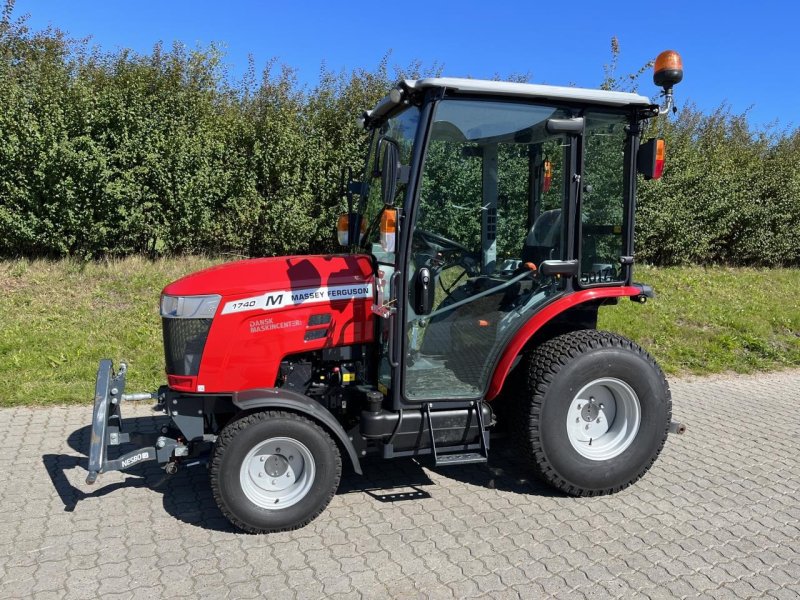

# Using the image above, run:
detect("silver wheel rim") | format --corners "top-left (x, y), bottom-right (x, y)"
top-left (566, 377), bottom-right (641, 461)
top-left (239, 437), bottom-right (315, 510)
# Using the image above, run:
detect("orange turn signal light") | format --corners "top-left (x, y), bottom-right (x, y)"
top-left (380, 208), bottom-right (397, 253)
top-left (543, 160), bottom-right (552, 193)
top-left (337, 213), bottom-right (365, 246)
top-left (336, 214), bottom-right (349, 245)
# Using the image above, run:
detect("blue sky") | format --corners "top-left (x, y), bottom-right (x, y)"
top-left (13, 0), bottom-right (796, 130)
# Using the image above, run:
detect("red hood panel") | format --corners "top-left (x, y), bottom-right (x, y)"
top-left (162, 254), bottom-right (377, 393)
top-left (162, 254), bottom-right (374, 298)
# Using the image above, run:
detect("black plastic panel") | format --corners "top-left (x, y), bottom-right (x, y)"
top-left (162, 318), bottom-right (212, 376)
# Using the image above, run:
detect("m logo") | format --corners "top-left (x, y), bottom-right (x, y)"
top-left (265, 294), bottom-right (284, 308)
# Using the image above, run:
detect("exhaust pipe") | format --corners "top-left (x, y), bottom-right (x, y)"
top-left (669, 421), bottom-right (686, 435)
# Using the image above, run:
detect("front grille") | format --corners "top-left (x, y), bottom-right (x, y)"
top-left (162, 318), bottom-right (213, 376)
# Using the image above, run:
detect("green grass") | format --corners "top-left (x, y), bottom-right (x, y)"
top-left (0, 257), bottom-right (216, 406)
top-left (598, 265), bottom-right (800, 375)
top-left (1, 258), bottom-right (798, 406)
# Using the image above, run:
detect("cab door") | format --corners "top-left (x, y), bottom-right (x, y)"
top-left (400, 99), bottom-right (577, 402)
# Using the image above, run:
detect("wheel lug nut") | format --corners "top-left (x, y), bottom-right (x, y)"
top-left (272, 479), bottom-right (277, 485)
top-left (576, 418), bottom-right (580, 423)
top-left (577, 405), bottom-right (582, 410)
top-left (260, 456), bottom-right (265, 462)
top-left (289, 456), bottom-right (294, 461)
top-left (258, 472), bottom-right (263, 477)
top-left (275, 448), bottom-right (281, 454)
top-left (585, 425), bottom-right (590, 430)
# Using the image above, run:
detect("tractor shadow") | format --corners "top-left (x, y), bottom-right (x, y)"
top-left (43, 418), bottom-right (560, 533)
top-left (427, 438), bottom-right (564, 498)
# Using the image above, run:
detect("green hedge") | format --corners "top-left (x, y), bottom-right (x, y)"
top-left (1, 4), bottom-right (798, 265)
top-left (637, 109), bottom-right (800, 266)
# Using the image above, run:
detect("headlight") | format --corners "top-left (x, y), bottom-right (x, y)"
top-left (160, 294), bottom-right (221, 319)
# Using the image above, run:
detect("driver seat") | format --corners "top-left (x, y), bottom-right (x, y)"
top-left (521, 209), bottom-right (562, 266)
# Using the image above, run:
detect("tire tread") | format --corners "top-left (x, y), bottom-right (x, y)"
top-left (519, 329), bottom-right (672, 496)
top-left (209, 410), bottom-right (342, 534)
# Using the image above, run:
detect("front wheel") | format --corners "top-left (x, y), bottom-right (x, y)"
top-left (210, 410), bottom-right (342, 533)
top-left (519, 330), bottom-right (671, 495)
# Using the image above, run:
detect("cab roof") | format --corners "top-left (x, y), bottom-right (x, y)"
top-left (404, 78), bottom-right (653, 108)
top-left (364, 77), bottom-right (654, 126)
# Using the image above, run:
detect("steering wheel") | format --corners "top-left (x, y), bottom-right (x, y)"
top-left (416, 230), bottom-right (473, 255)
top-left (415, 229), bottom-right (481, 281)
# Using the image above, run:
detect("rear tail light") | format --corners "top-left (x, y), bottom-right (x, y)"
top-left (653, 139), bottom-right (665, 180)
top-left (637, 138), bottom-right (666, 180)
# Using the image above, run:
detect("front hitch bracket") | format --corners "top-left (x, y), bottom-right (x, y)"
top-left (86, 360), bottom-right (182, 484)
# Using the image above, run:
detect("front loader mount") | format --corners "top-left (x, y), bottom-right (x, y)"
top-left (86, 360), bottom-right (187, 484)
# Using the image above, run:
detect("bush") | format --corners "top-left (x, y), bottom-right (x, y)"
top-left (0, 4), bottom-right (798, 266)
top-left (0, 4), bottom-right (403, 259)
top-left (637, 106), bottom-right (800, 266)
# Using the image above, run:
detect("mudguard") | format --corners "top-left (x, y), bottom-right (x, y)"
top-left (232, 388), bottom-right (363, 475)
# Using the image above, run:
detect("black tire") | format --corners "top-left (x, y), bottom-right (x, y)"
top-left (519, 329), bottom-right (671, 496)
top-left (210, 410), bottom-right (342, 533)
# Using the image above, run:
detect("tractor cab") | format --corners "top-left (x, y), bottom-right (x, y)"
top-left (346, 78), bottom-right (663, 408)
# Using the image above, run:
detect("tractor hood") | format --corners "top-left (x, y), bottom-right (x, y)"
top-left (162, 254), bottom-right (375, 298)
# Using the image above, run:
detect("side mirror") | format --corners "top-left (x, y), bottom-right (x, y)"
top-left (380, 140), bottom-right (400, 206)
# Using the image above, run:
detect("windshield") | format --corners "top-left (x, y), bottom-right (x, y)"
top-left (359, 107), bottom-right (420, 257)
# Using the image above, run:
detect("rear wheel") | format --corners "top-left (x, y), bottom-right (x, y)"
top-left (210, 410), bottom-right (341, 533)
top-left (519, 329), bottom-right (671, 495)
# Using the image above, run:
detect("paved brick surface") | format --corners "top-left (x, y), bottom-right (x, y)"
top-left (1, 370), bottom-right (799, 599)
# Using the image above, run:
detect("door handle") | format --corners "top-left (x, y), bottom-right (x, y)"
top-left (387, 271), bottom-right (401, 368)
top-left (539, 260), bottom-right (579, 277)
top-left (414, 267), bottom-right (434, 315)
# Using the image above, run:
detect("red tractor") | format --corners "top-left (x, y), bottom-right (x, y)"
top-left (87, 52), bottom-right (686, 533)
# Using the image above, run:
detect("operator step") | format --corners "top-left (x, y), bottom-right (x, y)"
top-left (435, 452), bottom-right (488, 467)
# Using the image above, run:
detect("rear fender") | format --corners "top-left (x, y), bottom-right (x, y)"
top-left (486, 286), bottom-right (641, 400)
top-left (232, 388), bottom-right (362, 475)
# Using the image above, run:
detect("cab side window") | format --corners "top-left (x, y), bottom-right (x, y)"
top-left (581, 113), bottom-right (628, 284)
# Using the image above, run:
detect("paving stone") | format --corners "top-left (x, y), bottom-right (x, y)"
top-left (0, 370), bottom-right (799, 598)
